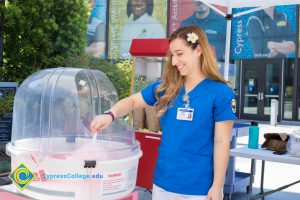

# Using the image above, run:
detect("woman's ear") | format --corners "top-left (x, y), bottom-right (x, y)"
top-left (196, 45), bottom-right (202, 56)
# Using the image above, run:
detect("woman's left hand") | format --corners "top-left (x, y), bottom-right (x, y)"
top-left (206, 185), bottom-right (223, 200)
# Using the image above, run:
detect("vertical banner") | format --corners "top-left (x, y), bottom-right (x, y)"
top-left (0, 82), bottom-right (17, 144)
top-left (299, 6), bottom-right (300, 58)
top-left (169, 0), bottom-right (194, 34)
top-left (169, 0), bottom-right (227, 61)
top-left (231, 5), bottom-right (297, 59)
top-left (85, 0), bottom-right (107, 59)
top-left (108, 0), bottom-right (167, 59)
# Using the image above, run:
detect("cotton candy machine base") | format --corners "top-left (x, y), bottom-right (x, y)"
top-left (7, 137), bottom-right (142, 200)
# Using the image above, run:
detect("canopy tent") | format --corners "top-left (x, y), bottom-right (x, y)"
top-left (196, 0), bottom-right (300, 80)
top-left (198, 0), bottom-right (300, 9)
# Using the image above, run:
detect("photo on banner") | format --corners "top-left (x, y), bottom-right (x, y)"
top-left (85, 0), bottom-right (107, 59)
top-left (169, 0), bottom-right (227, 62)
top-left (108, 0), bottom-right (167, 59)
top-left (231, 5), bottom-right (297, 59)
top-left (299, 6), bottom-right (300, 58)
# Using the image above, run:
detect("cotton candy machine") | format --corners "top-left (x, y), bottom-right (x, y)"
top-left (6, 68), bottom-right (142, 200)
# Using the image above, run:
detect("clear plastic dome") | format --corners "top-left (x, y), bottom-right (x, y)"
top-left (7, 68), bottom-right (139, 160)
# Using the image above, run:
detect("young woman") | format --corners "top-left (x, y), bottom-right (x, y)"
top-left (91, 25), bottom-right (235, 200)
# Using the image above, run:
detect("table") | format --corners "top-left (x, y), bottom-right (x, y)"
top-left (230, 147), bottom-right (300, 200)
top-left (0, 185), bottom-right (138, 200)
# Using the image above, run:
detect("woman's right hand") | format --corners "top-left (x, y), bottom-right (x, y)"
top-left (90, 114), bottom-right (113, 133)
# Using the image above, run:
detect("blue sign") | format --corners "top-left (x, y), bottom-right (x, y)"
top-left (86, 0), bottom-right (107, 59)
top-left (231, 5), bottom-right (297, 59)
top-left (0, 82), bottom-right (17, 144)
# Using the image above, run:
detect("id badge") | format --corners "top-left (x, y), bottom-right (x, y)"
top-left (176, 108), bottom-right (194, 121)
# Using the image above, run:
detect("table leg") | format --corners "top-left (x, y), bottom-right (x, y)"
top-left (260, 160), bottom-right (265, 200)
top-left (247, 159), bottom-right (255, 200)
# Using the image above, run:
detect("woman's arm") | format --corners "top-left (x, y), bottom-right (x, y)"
top-left (207, 120), bottom-right (234, 200)
top-left (90, 92), bottom-right (147, 132)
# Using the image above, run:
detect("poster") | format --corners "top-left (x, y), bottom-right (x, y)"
top-left (299, 6), bottom-right (300, 58)
top-left (231, 5), bottom-right (297, 59)
top-left (108, 0), bottom-right (167, 59)
top-left (0, 82), bottom-right (17, 144)
top-left (169, 0), bottom-right (227, 61)
top-left (85, 0), bottom-right (107, 59)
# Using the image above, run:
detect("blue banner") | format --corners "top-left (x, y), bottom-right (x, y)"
top-left (85, 0), bottom-right (107, 59)
top-left (231, 5), bottom-right (297, 59)
top-left (0, 82), bottom-right (18, 144)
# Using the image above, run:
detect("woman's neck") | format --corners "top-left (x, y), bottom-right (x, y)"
top-left (184, 73), bottom-right (206, 93)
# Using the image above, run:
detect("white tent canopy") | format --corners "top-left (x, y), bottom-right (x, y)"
top-left (199, 0), bottom-right (300, 17)
top-left (196, 0), bottom-right (300, 80)
top-left (198, 0), bottom-right (300, 9)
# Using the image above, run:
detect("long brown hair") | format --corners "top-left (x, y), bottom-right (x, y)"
top-left (154, 25), bottom-right (226, 117)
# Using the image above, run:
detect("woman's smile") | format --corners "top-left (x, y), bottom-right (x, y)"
top-left (177, 64), bottom-right (185, 72)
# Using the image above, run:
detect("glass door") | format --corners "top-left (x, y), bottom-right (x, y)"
top-left (241, 60), bottom-right (282, 120)
top-left (264, 63), bottom-right (281, 117)
top-left (242, 63), bottom-right (259, 117)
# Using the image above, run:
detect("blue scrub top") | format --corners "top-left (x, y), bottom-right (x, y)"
top-left (141, 79), bottom-right (236, 195)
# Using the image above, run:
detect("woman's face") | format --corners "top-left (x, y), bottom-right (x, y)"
top-left (131, 0), bottom-right (147, 18)
top-left (170, 38), bottom-right (202, 77)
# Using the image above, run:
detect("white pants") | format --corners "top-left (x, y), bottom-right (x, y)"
top-left (152, 184), bottom-right (207, 200)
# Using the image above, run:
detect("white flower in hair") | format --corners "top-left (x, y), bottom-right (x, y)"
top-left (187, 32), bottom-right (198, 43)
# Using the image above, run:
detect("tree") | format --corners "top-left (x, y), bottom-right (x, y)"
top-left (2, 0), bottom-right (88, 83)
